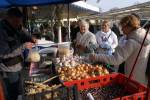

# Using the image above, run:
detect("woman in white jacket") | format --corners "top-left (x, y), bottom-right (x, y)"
top-left (89, 15), bottom-right (150, 85)
top-left (96, 20), bottom-right (118, 55)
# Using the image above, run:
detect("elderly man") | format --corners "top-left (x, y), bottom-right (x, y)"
top-left (0, 8), bottom-right (36, 100)
top-left (96, 20), bottom-right (118, 55)
top-left (75, 20), bottom-right (97, 55)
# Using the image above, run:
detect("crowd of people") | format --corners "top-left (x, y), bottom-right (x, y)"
top-left (70, 15), bottom-right (150, 87)
top-left (70, 14), bottom-right (150, 87)
top-left (0, 7), bottom-right (149, 100)
top-left (89, 15), bottom-right (150, 85)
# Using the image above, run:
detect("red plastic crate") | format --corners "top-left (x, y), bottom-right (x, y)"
top-left (64, 73), bottom-right (147, 100)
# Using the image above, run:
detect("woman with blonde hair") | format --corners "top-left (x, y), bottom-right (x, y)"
top-left (96, 20), bottom-right (118, 55)
top-left (89, 14), bottom-right (150, 85)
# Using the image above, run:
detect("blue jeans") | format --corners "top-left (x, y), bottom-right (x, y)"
top-left (2, 71), bottom-right (22, 100)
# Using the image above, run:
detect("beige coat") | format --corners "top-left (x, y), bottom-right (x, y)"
top-left (94, 28), bottom-right (150, 85)
top-left (76, 31), bottom-right (97, 54)
top-left (76, 31), bottom-right (97, 48)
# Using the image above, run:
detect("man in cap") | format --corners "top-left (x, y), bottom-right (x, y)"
top-left (0, 8), bottom-right (36, 100)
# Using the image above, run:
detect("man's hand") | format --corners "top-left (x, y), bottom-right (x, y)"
top-left (25, 42), bottom-right (34, 49)
top-left (76, 44), bottom-right (86, 52)
top-left (89, 53), bottom-right (96, 62)
top-left (31, 37), bottom-right (37, 43)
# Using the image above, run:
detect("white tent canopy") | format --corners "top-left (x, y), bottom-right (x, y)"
top-left (27, 1), bottom-right (100, 20)
top-left (78, 1), bottom-right (150, 20)
top-left (72, 1), bottom-right (100, 12)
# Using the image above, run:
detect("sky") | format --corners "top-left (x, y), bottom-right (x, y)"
top-left (86, 0), bottom-right (150, 12)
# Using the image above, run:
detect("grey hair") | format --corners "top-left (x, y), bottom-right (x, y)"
top-left (79, 20), bottom-right (89, 28)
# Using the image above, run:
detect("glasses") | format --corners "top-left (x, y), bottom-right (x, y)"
top-left (119, 24), bottom-right (128, 30)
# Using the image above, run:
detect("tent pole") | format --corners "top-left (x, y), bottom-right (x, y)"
top-left (22, 7), bottom-right (28, 29)
top-left (67, 3), bottom-right (71, 42)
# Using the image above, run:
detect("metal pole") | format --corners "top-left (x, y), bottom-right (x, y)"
top-left (67, 3), bottom-right (71, 41)
top-left (22, 7), bottom-right (28, 29)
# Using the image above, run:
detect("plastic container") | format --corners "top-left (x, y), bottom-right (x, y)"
top-left (58, 42), bottom-right (72, 57)
top-left (64, 73), bottom-right (147, 100)
top-left (58, 42), bottom-right (71, 49)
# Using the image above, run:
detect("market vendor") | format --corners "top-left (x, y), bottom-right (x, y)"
top-left (89, 14), bottom-right (150, 85)
top-left (96, 20), bottom-right (118, 55)
top-left (0, 8), bottom-right (36, 100)
top-left (74, 20), bottom-right (97, 55)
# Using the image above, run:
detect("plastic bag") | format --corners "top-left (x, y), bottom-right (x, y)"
top-left (27, 49), bottom-right (40, 62)
top-left (100, 42), bottom-right (111, 49)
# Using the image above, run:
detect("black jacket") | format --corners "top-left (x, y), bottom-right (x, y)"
top-left (0, 19), bottom-right (33, 59)
top-left (146, 53), bottom-right (150, 77)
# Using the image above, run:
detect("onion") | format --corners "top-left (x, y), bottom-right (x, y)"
top-left (77, 77), bottom-right (81, 80)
